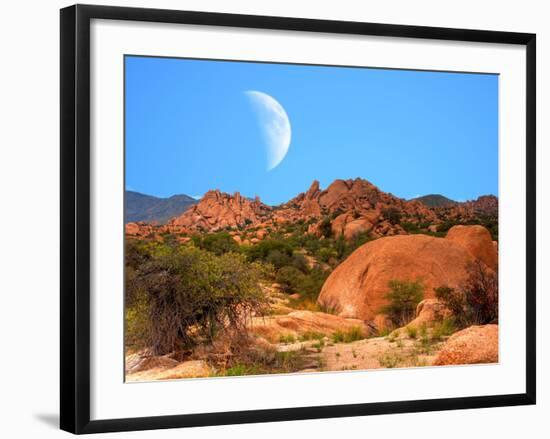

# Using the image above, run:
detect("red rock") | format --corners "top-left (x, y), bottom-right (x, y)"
top-left (317, 233), bottom-right (477, 322)
top-left (169, 190), bottom-right (271, 232)
top-left (445, 225), bottom-right (498, 269)
top-left (343, 218), bottom-right (373, 240)
top-left (433, 324), bottom-right (498, 365)
top-left (251, 310), bottom-right (372, 343)
top-left (406, 299), bottom-right (452, 328)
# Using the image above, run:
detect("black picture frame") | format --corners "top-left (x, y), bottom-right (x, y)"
top-left (60, 4), bottom-right (536, 434)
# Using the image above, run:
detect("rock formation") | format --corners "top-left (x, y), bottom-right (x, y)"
top-left (125, 178), bottom-right (498, 244)
top-left (251, 310), bottom-right (372, 343)
top-left (433, 324), bottom-right (498, 365)
top-left (405, 299), bottom-right (452, 329)
top-left (168, 189), bottom-right (271, 232)
top-left (317, 225), bottom-right (497, 323)
top-left (446, 224), bottom-right (498, 269)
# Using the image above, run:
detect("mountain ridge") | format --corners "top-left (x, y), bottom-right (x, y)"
top-left (126, 178), bottom-right (498, 241)
top-left (125, 190), bottom-right (197, 224)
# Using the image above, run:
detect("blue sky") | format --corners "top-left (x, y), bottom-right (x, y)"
top-left (125, 56), bottom-right (498, 206)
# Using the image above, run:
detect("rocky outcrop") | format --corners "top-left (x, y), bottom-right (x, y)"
top-left (406, 299), bottom-right (452, 329)
top-left (317, 233), bottom-right (480, 322)
top-left (279, 178), bottom-right (436, 224)
top-left (126, 359), bottom-right (212, 382)
top-left (433, 195), bottom-right (498, 223)
top-left (251, 310), bottom-right (372, 343)
top-left (433, 324), bottom-right (498, 365)
top-left (168, 190), bottom-right (271, 232)
top-left (125, 222), bottom-right (154, 237)
top-left (446, 225), bottom-right (498, 269)
top-left (127, 179), bottom-right (498, 243)
top-left (469, 195), bottom-right (498, 216)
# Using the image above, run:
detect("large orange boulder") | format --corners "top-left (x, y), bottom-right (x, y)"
top-left (445, 225), bottom-right (498, 269)
top-left (317, 234), bottom-right (476, 322)
top-left (433, 324), bottom-right (498, 365)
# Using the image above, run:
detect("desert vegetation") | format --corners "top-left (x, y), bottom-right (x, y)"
top-left (125, 179), bottom-right (499, 381)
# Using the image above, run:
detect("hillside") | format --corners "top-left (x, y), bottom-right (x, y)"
top-left (412, 194), bottom-right (457, 208)
top-left (125, 178), bottom-right (498, 242)
top-left (125, 190), bottom-right (197, 224)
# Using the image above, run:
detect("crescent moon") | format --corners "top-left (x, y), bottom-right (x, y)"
top-left (246, 90), bottom-right (291, 171)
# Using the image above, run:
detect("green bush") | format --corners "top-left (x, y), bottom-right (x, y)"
top-left (276, 266), bottom-right (305, 293)
top-left (431, 318), bottom-right (456, 341)
top-left (406, 325), bottom-right (418, 339)
top-left (382, 207), bottom-right (402, 225)
top-left (191, 232), bottom-right (239, 255)
top-left (245, 239), bottom-right (294, 262)
top-left (381, 280), bottom-right (424, 327)
top-left (125, 243), bottom-right (267, 355)
top-left (318, 216), bottom-right (332, 238)
top-left (265, 249), bottom-right (292, 269)
top-left (291, 253), bottom-right (310, 273)
top-left (331, 327), bottom-right (365, 343)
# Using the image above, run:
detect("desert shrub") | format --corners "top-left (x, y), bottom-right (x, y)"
top-left (126, 245), bottom-right (267, 355)
top-left (265, 249), bottom-right (292, 269)
top-left (217, 348), bottom-right (308, 376)
top-left (318, 216), bottom-right (332, 238)
top-left (318, 247), bottom-right (337, 263)
top-left (279, 334), bottom-right (296, 344)
top-left (298, 331), bottom-right (325, 342)
top-left (382, 207), bottom-right (402, 225)
top-left (431, 318), bottom-right (456, 341)
top-left (331, 326), bottom-right (365, 343)
top-left (378, 352), bottom-right (401, 368)
top-left (400, 222), bottom-right (421, 234)
top-left (387, 329), bottom-right (400, 343)
top-left (406, 325), bottom-right (418, 339)
top-left (275, 266), bottom-right (305, 293)
top-left (381, 280), bottom-right (424, 327)
top-left (245, 239), bottom-right (294, 262)
top-left (125, 294), bottom-right (150, 350)
top-left (462, 260), bottom-right (498, 324)
top-left (291, 253), bottom-right (310, 273)
top-left (299, 268), bottom-right (330, 300)
top-left (191, 232), bottom-right (239, 255)
top-left (435, 261), bottom-right (498, 327)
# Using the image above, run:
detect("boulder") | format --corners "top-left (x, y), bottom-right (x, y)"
top-left (433, 324), bottom-right (498, 365)
top-left (251, 310), bottom-right (372, 343)
top-left (125, 222), bottom-right (140, 235)
top-left (343, 218), bottom-right (373, 240)
top-left (331, 213), bottom-right (353, 236)
top-left (406, 299), bottom-right (451, 329)
top-left (232, 235), bottom-right (242, 244)
top-left (445, 225), bottom-right (498, 269)
top-left (126, 360), bottom-right (211, 382)
top-left (317, 234), bottom-right (476, 322)
top-left (125, 351), bottom-right (179, 374)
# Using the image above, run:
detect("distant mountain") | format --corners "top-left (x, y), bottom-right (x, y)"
top-left (125, 191), bottom-right (197, 224)
top-left (412, 194), bottom-right (457, 208)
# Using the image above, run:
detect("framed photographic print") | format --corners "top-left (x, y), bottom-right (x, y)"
top-left (60, 4), bottom-right (536, 434)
